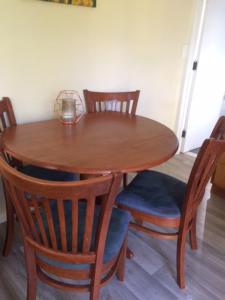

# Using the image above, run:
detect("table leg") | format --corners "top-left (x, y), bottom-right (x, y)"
top-left (126, 248), bottom-right (134, 259)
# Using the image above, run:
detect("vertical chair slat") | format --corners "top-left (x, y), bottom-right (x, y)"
top-left (0, 119), bottom-right (3, 132)
top-left (110, 101), bottom-right (114, 111)
top-left (0, 114), bottom-right (7, 129)
top-left (32, 198), bottom-right (49, 247)
top-left (43, 200), bottom-right (58, 250)
top-left (82, 196), bottom-right (95, 253)
top-left (129, 100), bottom-right (133, 114)
top-left (71, 200), bottom-right (78, 253)
top-left (120, 101), bottom-right (123, 112)
top-left (112, 101), bottom-right (115, 111)
top-left (57, 199), bottom-right (67, 252)
top-left (107, 101), bottom-right (112, 111)
top-left (126, 100), bottom-right (130, 113)
top-left (116, 101), bottom-right (120, 112)
top-left (131, 97), bottom-right (138, 114)
top-left (123, 101), bottom-right (127, 113)
top-left (22, 195), bottom-right (41, 243)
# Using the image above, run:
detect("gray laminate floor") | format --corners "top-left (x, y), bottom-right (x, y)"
top-left (1, 154), bottom-right (225, 300)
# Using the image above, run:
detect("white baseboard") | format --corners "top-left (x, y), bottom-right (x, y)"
top-left (186, 151), bottom-right (197, 158)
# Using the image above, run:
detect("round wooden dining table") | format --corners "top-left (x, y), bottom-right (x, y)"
top-left (2, 112), bottom-right (178, 174)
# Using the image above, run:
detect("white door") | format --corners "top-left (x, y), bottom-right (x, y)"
top-left (182, 0), bottom-right (225, 152)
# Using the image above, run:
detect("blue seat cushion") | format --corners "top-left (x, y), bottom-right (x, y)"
top-left (38, 202), bottom-right (131, 270)
top-left (116, 170), bottom-right (187, 219)
top-left (19, 165), bottom-right (79, 181)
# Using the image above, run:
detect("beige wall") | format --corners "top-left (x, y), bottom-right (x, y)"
top-left (0, 0), bottom-right (195, 128)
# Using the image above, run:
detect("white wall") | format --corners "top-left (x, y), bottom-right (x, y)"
top-left (0, 0), bottom-right (195, 127)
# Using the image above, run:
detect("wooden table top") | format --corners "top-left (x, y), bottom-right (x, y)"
top-left (2, 112), bottom-right (178, 174)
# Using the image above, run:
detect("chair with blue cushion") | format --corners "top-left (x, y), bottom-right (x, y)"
top-left (0, 156), bottom-right (130, 300)
top-left (116, 138), bottom-right (225, 288)
top-left (0, 97), bottom-right (78, 257)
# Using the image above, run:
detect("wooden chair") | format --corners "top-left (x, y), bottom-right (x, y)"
top-left (0, 97), bottom-right (78, 257)
top-left (0, 157), bottom-right (130, 300)
top-left (83, 90), bottom-right (140, 187)
top-left (116, 138), bottom-right (225, 288)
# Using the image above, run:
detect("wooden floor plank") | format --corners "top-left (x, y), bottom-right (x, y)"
top-left (123, 260), bottom-right (177, 300)
top-left (127, 230), bottom-right (164, 275)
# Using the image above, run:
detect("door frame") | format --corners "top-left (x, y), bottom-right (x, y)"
top-left (175, 0), bottom-right (207, 153)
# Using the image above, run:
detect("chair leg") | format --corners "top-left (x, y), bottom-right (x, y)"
top-left (90, 281), bottom-right (101, 300)
top-left (24, 241), bottom-right (37, 300)
top-left (126, 248), bottom-right (134, 259)
top-left (189, 217), bottom-right (198, 250)
top-left (123, 174), bottom-right (128, 187)
top-left (116, 236), bottom-right (127, 281)
top-left (90, 259), bottom-right (102, 300)
top-left (177, 230), bottom-right (187, 289)
top-left (2, 194), bottom-right (15, 257)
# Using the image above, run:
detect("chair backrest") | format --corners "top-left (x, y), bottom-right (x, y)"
top-left (181, 138), bottom-right (225, 228)
top-left (0, 156), bottom-right (122, 270)
top-left (83, 90), bottom-right (140, 115)
top-left (0, 97), bottom-right (17, 131)
top-left (210, 116), bottom-right (225, 140)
